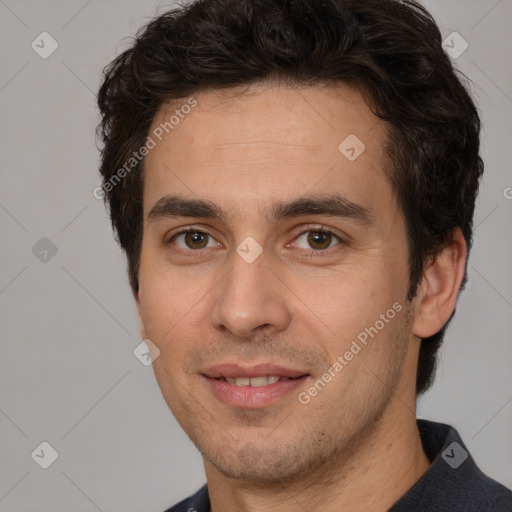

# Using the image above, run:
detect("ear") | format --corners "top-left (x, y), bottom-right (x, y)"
top-left (132, 287), bottom-right (148, 340)
top-left (412, 228), bottom-right (468, 338)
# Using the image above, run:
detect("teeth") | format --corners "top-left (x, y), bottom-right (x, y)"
top-left (250, 376), bottom-right (270, 387)
top-left (225, 376), bottom-right (281, 387)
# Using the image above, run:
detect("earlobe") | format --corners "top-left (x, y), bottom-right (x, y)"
top-left (412, 228), bottom-right (467, 339)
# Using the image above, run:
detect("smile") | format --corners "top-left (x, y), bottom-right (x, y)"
top-left (222, 376), bottom-right (297, 387)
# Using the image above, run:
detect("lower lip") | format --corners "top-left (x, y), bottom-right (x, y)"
top-left (203, 376), bottom-right (309, 408)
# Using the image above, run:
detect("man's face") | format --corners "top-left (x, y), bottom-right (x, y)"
top-left (136, 83), bottom-right (420, 482)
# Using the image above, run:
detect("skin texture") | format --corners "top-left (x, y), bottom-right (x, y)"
top-left (135, 82), bottom-right (467, 512)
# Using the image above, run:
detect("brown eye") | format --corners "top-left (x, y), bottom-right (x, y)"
top-left (294, 229), bottom-right (341, 251)
top-left (307, 231), bottom-right (332, 250)
top-left (185, 231), bottom-right (209, 249)
top-left (172, 230), bottom-right (217, 250)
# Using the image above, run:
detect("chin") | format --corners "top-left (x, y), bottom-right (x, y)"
top-left (200, 431), bottom-right (338, 485)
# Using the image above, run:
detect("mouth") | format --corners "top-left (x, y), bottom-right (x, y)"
top-left (211, 375), bottom-right (305, 388)
top-left (202, 362), bottom-right (309, 380)
top-left (201, 363), bottom-right (310, 408)
top-left (216, 375), bottom-right (303, 387)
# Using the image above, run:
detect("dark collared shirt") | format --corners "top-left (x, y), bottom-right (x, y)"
top-left (163, 419), bottom-right (512, 512)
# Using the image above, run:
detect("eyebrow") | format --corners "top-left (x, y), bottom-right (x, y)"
top-left (271, 194), bottom-right (374, 227)
top-left (147, 193), bottom-right (374, 228)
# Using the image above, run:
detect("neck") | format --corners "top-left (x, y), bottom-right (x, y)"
top-left (205, 398), bottom-right (430, 512)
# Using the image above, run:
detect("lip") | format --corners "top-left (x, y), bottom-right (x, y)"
top-left (201, 363), bottom-right (310, 409)
top-left (201, 363), bottom-right (309, 379)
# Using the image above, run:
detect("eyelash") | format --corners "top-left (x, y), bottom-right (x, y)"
top-left (166, 225), bottom-right (344, 255)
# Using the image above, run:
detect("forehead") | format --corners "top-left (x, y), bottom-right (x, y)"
top-left (150, 82), bottom-right (384, 149)
top-left (143, 82), bottom-right (395, 223)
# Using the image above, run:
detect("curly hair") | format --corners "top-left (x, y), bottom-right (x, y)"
top-left (97, 0), bottom-right (483, 395)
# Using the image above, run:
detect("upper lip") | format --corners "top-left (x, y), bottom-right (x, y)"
top-left (201, 363), bottom-right (310, 379)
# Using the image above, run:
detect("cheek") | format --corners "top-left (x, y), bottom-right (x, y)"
top-left (288, 264), bottom-right (401, 342)
top-left (138, 267), bottom-right (181, 343)
top-left (138, 250), bottom-right (185, 314)
top-left (137, 266), bottom-right (213, 364)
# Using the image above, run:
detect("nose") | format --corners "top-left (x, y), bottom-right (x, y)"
top-left (210, 248), bottom-right (292, 339)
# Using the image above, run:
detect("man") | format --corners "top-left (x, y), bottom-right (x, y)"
top-left (96, 0), bottom-right (512, 510)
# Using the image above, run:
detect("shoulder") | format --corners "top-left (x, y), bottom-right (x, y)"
top-left (390, 419), bottom-right (512, 512)
top-left (161, 484), bottom-right (210, 512)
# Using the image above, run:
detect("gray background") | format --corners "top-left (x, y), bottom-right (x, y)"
top-left (0, 0), bottom-right (511, 510)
